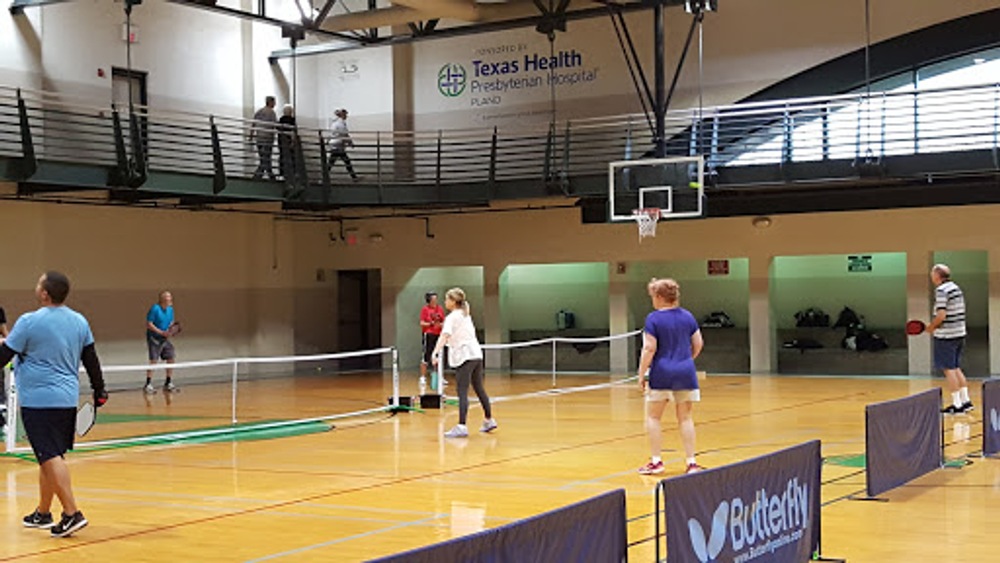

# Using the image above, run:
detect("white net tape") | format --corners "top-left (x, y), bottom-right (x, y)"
top-left (633, 208), bottom-right (661, 241)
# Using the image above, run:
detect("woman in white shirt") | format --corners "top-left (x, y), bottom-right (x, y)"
top-left (431, 287), bottom-right (497, 438)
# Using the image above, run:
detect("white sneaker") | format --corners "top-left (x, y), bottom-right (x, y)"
top-left (143, 383), bottom-right (157, 395)
top-left (479, 419), bottom-right (498, 433)
top-left (444, 424), bottom-right (468, 438)
top-left (163, 382), bottom-right (180, 393)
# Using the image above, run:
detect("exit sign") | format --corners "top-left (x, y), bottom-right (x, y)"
top-left (848, 255), bottom-right (872, 272)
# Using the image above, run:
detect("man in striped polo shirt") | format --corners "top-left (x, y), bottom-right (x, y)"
top-left (926, 264), bottom-right (973, 414)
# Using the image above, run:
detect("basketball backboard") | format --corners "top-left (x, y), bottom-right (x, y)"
top-left (607, 155), bottom-right (705, 223)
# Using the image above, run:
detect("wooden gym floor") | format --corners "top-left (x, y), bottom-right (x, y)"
top-left (0, 373), bottom-right (995, 562)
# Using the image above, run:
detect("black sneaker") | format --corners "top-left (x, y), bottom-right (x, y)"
top-left (23, 509), bottom-right (54, 529)
top-left (50, 511), bottom-right (87, 538)
top-left (960, 401), bottom-right (975, 413)
top-left (941, 405), bottom-right (961, 415)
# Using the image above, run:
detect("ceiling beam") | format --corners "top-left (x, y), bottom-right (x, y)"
top-left (165, 0), bottom-right (366, 43)
top-left (273, 2), bottom-right (677, 59)
top-left (10, 0), bottom-right (74, 15)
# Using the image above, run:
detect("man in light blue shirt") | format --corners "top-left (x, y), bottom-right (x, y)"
top-left (145, 291), bottom-right (179, 394)
top-left (0, 271), bottom-right (106, 537)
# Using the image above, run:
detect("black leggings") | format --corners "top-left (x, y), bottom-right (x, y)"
top-left (455, 359), bottom-right (491, 425)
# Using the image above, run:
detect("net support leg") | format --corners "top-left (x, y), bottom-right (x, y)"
top-left (4, 371), bottom-right (15, 453)
top-left (551, 340), bottom-right (557, 387)
top-left (391, 348), bottom-right (400, 408)
top-left (230, 361), bottom-right (239, 425)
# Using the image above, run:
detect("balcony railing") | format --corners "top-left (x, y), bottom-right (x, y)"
top-left (2, 81), bottom-right (999, 199)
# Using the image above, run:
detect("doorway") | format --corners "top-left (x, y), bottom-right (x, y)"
top-left (337, 269), bottom-right (382, 370)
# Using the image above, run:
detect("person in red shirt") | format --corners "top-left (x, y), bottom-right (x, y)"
top-left (420, 292), bottom-right (445, 381)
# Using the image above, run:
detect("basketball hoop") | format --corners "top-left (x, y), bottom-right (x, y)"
top-left (633, 208), bottom-right (661, 241)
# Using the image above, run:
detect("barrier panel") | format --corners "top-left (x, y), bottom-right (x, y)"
top-left (366, 489), bottom-right (626, 563)
top-left (983, 379), bottom-right (1000, 457)
top-left (656, 441), bottom-right (823, 563)
top-left (865, 388), bottom-right (942, 498)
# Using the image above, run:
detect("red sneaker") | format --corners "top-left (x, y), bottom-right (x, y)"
top-left (638, 460), bottom-right (665, 475)
top-left (686, 463), bottom-right (706, 474)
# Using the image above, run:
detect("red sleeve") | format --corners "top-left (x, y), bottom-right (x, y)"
top-left (420, 307), bottom-right (431, 323)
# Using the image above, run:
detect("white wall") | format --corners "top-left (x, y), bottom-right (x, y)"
top-left (408, 0), bottom-right (1000, 129)
top-left (4, 0), bottom-right (996, 132)
top-left (313, 46), bottom-right (396, 131)
top-left (2, 0), bottom-right (302, 120)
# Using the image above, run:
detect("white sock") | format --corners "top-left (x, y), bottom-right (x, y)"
top-left (686, 457), bottom-right (697, 466)
top-left (456, 423), bottom-right (467, 429)
top-left (952, 391), bottom-right (962, 408)
top-left (651, 456), bottom-right (662, 464)
top-left (959, 387), bottom-right (970, 403)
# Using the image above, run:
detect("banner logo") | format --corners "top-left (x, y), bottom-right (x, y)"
top-left (437, 64), bottom-right (467, 97)
top-left (685, 478), bottom-right (810, 563)
top-left (688, 501), bottom-right (728, 562)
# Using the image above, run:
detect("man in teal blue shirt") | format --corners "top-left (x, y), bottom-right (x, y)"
top-left (0, 271), bottom-right (107, 537)
top-left (145, 291), bottom-right (179, 394)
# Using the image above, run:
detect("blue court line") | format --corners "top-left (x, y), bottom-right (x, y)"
top-left (244, 514), bottom-right (446, 562)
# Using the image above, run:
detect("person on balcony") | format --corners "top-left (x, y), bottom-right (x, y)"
top-left (277, 104), bottom-right (298, 182)
top-left (250, 96), bottom-right (277, 181)
top-left (327, 108), bottom-right (358, 181)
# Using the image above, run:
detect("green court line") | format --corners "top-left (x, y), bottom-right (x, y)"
top-left (0, 420), bottom-right (332, 463)
top-left (825, 453), bottom-right (970, 470)
top-left (825, 454), bottom-right (866, 468)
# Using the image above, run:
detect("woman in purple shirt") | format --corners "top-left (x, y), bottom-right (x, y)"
top-left (637, 278), bottom-right (704, 475)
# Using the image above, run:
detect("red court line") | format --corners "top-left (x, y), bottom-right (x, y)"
top-left (1, 389), bottom-right (869, 560)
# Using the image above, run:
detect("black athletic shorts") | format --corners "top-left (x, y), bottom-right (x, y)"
top-left (422, 333), bottom-right (440, 365)
top-left (21, 407), bottom-right (76, 464)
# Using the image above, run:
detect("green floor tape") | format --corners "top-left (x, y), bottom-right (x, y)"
top-left (0, 420), bottom-right (332, 463)
top-left (825, 454), bottom-right (866, 468)
top-left (825, 454), bottom-right (970, 469)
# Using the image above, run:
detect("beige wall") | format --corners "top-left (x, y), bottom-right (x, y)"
top-left (1, 183), bottom-right (998, 377)
top-left (0, 186), bottom-right (312, 386)
top-left (290, 201), bottom-right (1000, 374)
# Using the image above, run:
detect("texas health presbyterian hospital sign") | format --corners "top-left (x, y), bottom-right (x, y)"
top-left (437, 42), bottom-right (600, 107)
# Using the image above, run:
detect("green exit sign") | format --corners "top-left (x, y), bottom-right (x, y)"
top-left (848, 255), bottom-right (872, 272)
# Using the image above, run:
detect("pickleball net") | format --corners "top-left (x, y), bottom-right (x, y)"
top-left (4, 346), bottom-right (400, 454)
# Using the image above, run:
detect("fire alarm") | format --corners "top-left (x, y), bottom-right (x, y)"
top-left (97, 68), bottom-right (106, 78)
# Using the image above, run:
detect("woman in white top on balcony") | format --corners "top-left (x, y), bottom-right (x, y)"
top-left (432, 287), bottom-right (497, 438)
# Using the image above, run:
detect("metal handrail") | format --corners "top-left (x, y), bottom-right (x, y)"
top-left (3, 80), bottom-right (1000, 195)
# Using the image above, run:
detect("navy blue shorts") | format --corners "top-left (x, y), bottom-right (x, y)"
top-left (21, 407), bottom-right (76, 464)
top-left (933, 337), bottom-right (964, 371)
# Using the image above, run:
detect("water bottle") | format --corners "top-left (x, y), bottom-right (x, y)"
top-left (418, 376), bottom-right (427, 396)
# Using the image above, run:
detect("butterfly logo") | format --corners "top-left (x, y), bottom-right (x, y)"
top-left (688, 501), bottom-right (728, 563)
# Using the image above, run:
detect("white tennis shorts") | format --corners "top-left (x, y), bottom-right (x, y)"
top-left (645, 388), bottom-right (701, 403)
